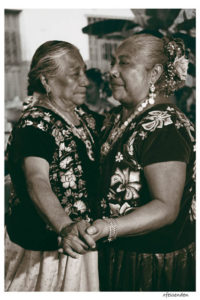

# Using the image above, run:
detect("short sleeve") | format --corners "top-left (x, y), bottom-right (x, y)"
top-left (138, 124), bottom-right (191, 167)
top-left (10, 126), bottom-right (56, 164)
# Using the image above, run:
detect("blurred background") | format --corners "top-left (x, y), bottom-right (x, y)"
top-left (4, 8), bottom-right (196, 148)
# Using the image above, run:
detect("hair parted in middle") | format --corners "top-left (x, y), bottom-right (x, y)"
top-left (118, 33), bottom-right (188, 96)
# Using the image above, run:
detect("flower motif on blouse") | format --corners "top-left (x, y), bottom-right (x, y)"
top-left (127, 131), bottom-right (138, 156)
top-left (167, 106), bottom-right (175, 112)
top-left (43, 112), bottom-right (51, 122)
top-left (85, 116), bottom-right (96, 130)
top-left (189, 195), bottom-right (196, 222)
top-left (173, 55), bottom-right (189, 81)
top-left (111, 168), bottom-right (141, 200)
top-left (115, 152), bottom-right (124, 162)
top-left (23, 120), bottom-right (33, 126)
top-left (101, 198), bottom-right (107, 209)
top-left (130, 122), bottom-right (136, 130)
top-left (109, 202), bottom-right (132, 216)
top-left (175, 120), bottom-right (182, 129)
top-left (142, 111), bottom-right (173, 132)
top-left (61, 168), bottom-right (77, 189)
top-left (73, 200), bottom-right (87, 213)
top-left (52, 128), bottom-right (65, 143)
top-left (139, 131), bottom-right (147, 140)
top-left (37, 121), bottom-right (45, 131)
top-left (59, 156), bottom-right (73, 169)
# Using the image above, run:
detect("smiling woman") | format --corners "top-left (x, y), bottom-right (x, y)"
top-left (86, 33), bottom-right (195, 291)
top-left (5, 40), bottom-right (100, 291)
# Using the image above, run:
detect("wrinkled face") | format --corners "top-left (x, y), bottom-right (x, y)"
top-left (47, 51), bottom-right (89, 107)
top-left (110, 42), bottom-right (151, 108)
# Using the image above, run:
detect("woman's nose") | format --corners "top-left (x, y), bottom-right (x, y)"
top-left (110, 66), bottom-right (120, 79)
top-left (80, 72), bottom-right (89, 87)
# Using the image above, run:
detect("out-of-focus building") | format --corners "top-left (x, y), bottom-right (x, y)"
top-left (85, 15), bottom-right (134, 72)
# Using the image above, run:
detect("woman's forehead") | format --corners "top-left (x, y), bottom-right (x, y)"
top-left (116, 42), bottom-right (138, 56)
top-left (58, 52), bottom-right (85, 68)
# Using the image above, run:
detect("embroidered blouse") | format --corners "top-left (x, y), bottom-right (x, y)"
top-left (99, 103), bottom-right (195, 253)
top-left (6, 104), bottom-right (100, 251)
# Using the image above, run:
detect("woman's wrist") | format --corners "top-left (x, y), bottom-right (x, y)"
top-left (59, 222), bottom-right (75, 237)
top-left (104, 218), bottom-right (118, 242)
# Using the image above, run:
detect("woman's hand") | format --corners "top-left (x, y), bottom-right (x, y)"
top-left (59, 220), bottom-right (96, 259)
top-left (86, 219), bottom-right (109, 242)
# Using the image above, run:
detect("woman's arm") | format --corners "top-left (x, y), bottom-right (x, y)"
top-left (87, 161), bottom-right (186, 240)
top-left (23, 156), bottom-right (96, 257)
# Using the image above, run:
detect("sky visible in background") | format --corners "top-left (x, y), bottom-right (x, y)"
top-left (19, 9), bottom-right (133, 62)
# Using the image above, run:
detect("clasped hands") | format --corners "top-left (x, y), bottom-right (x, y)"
top-left (58, 219), bottom-right (108, 259)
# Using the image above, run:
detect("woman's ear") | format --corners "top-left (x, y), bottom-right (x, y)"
top-left (40, 75), bottom-right (50, 94)
top-left (40, 75), bottom-right (47, 88)
top-left (151, 64), bottom-right (163, 84)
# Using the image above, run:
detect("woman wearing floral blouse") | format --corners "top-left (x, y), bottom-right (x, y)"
top-left (87, 34), bottom-right (195, 291)
top-left (5, 41), bottom-right (100, 291)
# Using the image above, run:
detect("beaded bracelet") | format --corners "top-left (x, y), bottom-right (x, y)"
top-left (104, 218), bottom-right (118, 242)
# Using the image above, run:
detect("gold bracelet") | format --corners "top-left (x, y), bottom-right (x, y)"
top-left (104, 218), bottom-right (118, 242)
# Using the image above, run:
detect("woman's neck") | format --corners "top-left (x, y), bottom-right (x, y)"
top-left (122, 94), bottom-right (171, 121)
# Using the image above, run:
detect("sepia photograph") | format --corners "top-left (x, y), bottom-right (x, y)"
top-left (3, 0), bottom-right (197, 297)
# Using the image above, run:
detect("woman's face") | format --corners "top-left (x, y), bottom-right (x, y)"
top-left (47, 51), bottom-right (89, 107)
top-left (110, 43), bottom-right (151, 108)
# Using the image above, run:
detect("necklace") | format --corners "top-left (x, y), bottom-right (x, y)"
top-left (47, 102), bottom-right (95, 161)
top-left (101, 97), bottom-right (155, 157)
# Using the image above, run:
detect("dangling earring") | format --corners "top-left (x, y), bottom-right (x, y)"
top-left (148, 82), bottom-right (156, 104)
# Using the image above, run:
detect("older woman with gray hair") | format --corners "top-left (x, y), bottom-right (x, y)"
top-left (5, 40), bottom-right (100, 291)
top-left (87, 34), bottom-right (195, 291)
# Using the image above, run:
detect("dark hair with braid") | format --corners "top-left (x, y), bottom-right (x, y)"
top-left (118, 33), bottom-right (188, 96)
top-left (27, 40), bottom-right (82, 95)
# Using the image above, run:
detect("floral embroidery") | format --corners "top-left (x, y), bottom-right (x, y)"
top-left (73, 200), bottom-right (87, 213)
top-left (61, 169), bottom-right (77, 189)
top-left (127, 131), bottom-right (137, 156)
top-left (139, 131), bottom-right (147, 140)
top-left (59, 156), bottom-right (73, 169)
top-left (43, 112), bottom-right (52, 122)
top-left (7, 105), bottom-right (97, 223)
top-left (115, 152), bottom-right (124, 162)
top-left (111, 168), bottom-right (141, 200)
top-left (22, 120), bottom-right (33, 127)
top-left (142, 111), bottom-right (173, 131)
top-left (175, 120), bottom-right (182, 129)
top-left (189, 195), bottom-right (196, 222)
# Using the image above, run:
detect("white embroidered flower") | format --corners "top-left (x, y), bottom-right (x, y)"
top-left (101, 198), bottom-right (107, 208)
top-left (109, 203), bottom-right (120, 216)
top-left (61, 168), bottom-right (77, 189)
top-left (59, 156), bottom-right (73, 169)
top-left (59, 143), bottom-right (65, 151)
top-left (24, 120), bottom-right (33, 126)
top-left (111, 168), bottom-right (141, 200)
top-left (119, 202), bottom-right (132, 215)
top-left (142, 111), bottom-right (173, 131)
top-left (107, 191), bottom-right (115, 200)
top-left (73, 200), bottom-right (87, 213)
top-left (127, 131), bottom-right (137, 156)
top-left (139, 131), bottom-right (147, 140)
top-left (173, 55), bottom-right (189, 81)
top-left (115, 152), bottom-right (124, 162)
top-left (43, 113), bottom-right (51, 122)
top-left (37, 121), bottom-right (45, 130)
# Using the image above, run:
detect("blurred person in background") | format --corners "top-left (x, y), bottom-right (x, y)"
top-left (85, 68), bottom-right (118, 115)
